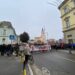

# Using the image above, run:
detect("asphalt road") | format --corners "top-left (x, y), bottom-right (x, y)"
top-left (0, 56), bottom-right (22, 75)
top-left (32, 50), bottom-right (75, 75)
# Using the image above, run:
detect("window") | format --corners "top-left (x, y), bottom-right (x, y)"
top-left (73, 0), bottom-right (75, 5)
top-left (74, 0), bottom-right (75, 6)
top-left (73, 12), bottom-right (75, 15)
top-left (71, 0), bottom-right (75, 6)
top-left (67, 35), bottom-right (72, 37)
top-left (65, 17), bottom-right (70, 28)
top-left (3, 29), bottom-right (6, 35)
top-left (63, 6), bottom-right (69, 14)
top-left (2, 38), bottom-right (5, 42)
top-left (68, 39), bottom-right (73, 44)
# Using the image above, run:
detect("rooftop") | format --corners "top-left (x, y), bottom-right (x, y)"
top-left (0, 21), bottom-right (13, 28)
top-left (58, 0), bottom-right (69, 9)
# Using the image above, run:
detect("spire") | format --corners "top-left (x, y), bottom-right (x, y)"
top-left (41, 27), bottom-right (45, 35)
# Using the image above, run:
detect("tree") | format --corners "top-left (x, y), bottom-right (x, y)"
top-left (20, 32), bottom-right (30, 43)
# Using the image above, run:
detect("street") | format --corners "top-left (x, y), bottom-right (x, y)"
top-left (0, 50), bottom-right (75, 75)
top-left (33, 50), bottom-right (75, 75)
top-left (0, 56), bottom-right (22, 75)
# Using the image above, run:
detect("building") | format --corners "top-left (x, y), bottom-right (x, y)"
top-left (59, 0), bottom-right (75, 44)
top-left (48, 39), bottom-right (56, 45)
top-left (0, 21), bottom-right (17, 45)
top-left (34, 28), bottom-right (46, 44)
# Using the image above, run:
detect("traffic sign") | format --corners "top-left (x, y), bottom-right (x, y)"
top-left (9, 35), bottom-right (15, 40)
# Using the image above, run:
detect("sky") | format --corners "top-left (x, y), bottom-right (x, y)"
top-left (0, 0), bottom-right (64, 40)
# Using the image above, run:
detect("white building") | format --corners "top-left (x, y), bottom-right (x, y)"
top-left (0, 21), bottom-right (17, 45)
top-left (34, 28), bottom-right (46, 44)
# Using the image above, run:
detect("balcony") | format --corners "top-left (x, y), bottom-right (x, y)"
top-left (63, 24), bottom-right (75, 32)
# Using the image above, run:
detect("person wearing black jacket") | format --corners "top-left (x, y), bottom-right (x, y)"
top-left (1, 44), bottom-right (6, 56)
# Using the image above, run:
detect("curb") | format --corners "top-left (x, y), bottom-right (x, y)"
top-left (29, 64), bottom-right (42, 75)
top-left (59, 50), bottom-right (75, 54)
top-left (23, 69), bottom-right (26, 75)
top-left (27, 64), bottom-right (51, 75)
top-left (28, 64), bottom-right (34, 75)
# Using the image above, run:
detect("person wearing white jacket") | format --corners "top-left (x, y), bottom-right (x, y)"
top-left (23, 43), bottom-right (32, 69)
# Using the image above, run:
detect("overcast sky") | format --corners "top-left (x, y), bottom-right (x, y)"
top-left (0, 0), bottom-right (64, 40)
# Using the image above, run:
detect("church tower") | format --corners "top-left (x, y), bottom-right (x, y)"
top-left (41, 28), bottom-right (46, 43)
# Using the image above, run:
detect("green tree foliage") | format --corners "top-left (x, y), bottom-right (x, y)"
top-left (20, 32), bottom-right (30, 43)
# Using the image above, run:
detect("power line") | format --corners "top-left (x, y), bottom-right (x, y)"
top-left (47, 0), bottom-right (64, 7)
top-left (51, 1), bottom-right (59, 6)
top-left (56, 0), bottom-right (62, 3)
top-left (47, 2), bottom-right (58, 7)
top-left (52, 0), bottom-right (63, 5)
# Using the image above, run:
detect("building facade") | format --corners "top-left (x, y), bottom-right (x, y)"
top-left (59, 0), bottom-right (75, 44)
top-left (34, 28), bottom-right (46, 44)
top-left (0, 21), bottom-right (17, 45)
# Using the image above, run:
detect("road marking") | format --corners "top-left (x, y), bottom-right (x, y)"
top-left (54, 54), bottom-right (75, 63)
top-left (28, 64), bottom-right (34, 75)
top-left (23, 69), bottom-right (26, 75)
top-left (42, 67), bottom-right (51, 75)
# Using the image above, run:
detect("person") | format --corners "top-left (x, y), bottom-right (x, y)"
top-left (7, 44), bottom-right (11, 56)
top-left (14, 43), bottom-right (19, 56)
top-left (19, 43), bottom-right (25, 58)
top-left (23, 44), bottom-right (32, 69)
top-left (49, 44), bottom-right (51, 52)
top-left (1, 44), bottom-right (6, 56)
top-left (68, 43), bottom-right (72, 54)
top-left (18, 43), bottom-right (25, 67)
top-left (30, 45), bottom-right (34, 53)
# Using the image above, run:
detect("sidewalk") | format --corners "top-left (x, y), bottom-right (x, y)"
top-left (58, 49), bottom-right (75, 54)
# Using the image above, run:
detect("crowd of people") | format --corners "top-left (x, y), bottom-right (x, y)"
top-left (0, 43), bottom-right (33, 70)
top-left (0, 43), bottom-right (32, 61)
top-left (0, 43), bottom-right (19, 56)
top-left (1, 42), bottom-right (74, 56)
top-left (51, 43), bottom-right (75, 50)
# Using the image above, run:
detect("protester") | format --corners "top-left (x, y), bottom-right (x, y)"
top-left (19, 43), bottom-right (25, 56)
top-left (6, 44), bottom-right (13, 56)
top-left (15, 43), bottom-right (19, 56)
top-left (48, 44), bottom-right (52, 52)
top-left (23, 43), bottom-right (31, 69)
top-left (1, 44), bottom-right (6, 56)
